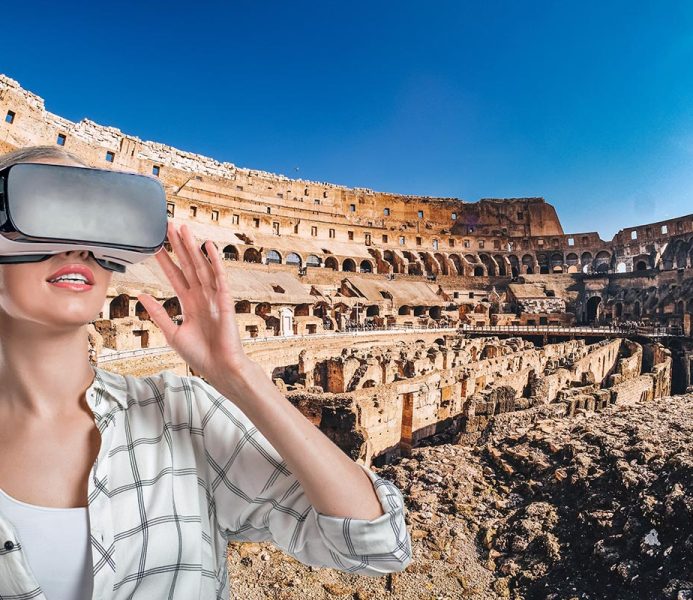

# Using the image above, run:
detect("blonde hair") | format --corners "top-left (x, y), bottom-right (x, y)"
top-left (0, 145), bottom-right (87, 170)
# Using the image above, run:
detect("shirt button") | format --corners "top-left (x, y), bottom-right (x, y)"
top-left (4, 540), bottom-right (14, 550)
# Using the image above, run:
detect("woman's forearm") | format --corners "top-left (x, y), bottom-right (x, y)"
top-left (206, 358), bottom-right (385, 521)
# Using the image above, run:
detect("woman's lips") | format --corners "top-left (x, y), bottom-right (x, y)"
top-left (48, 280), bottom-right (94, 291)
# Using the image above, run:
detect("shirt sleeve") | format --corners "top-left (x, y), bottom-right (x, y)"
top-left (187, 374), bottom-right (412, 576)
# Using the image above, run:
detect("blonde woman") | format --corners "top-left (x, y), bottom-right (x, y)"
top-left (0, 146), bottom-right (411, 599)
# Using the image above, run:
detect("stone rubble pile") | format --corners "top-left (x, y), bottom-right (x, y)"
top-left (227, 394), bottom-right (692, 599)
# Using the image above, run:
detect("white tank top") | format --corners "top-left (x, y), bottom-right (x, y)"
top-left (0, 487), bottom-right (94, 600)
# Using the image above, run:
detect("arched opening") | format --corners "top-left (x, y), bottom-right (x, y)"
top-left (266, 250), bottom-right (282, 264)
top-left (614, 302), bottom-right (623, 318)
top-left (493, 255), bottom-right (507, 276)
top-left (135, 301), bottom-right (150, 321)
top-left (366, 305), bottom-right (380, 316)
top-left (581, 252), bottom-right (593, 273)
top-left (594, 251), bottom-right (611, 273)
top-left (325, 256), bottom-right (339, 270)
top-left (473, 266), bottom-right (484, 277)
top-left (413, 306), bottom-right (427, 316)
top-left (635, 260), bottom-right (648, 272)
top-left (359, 260), bottom-right (373, 273)
top-left (109, 294), bottom-right (130, 319)
top-left (429, 306), bottom-right (442, 319)
top-left (243, 248), bottom-right (262, 263)
top-left (633, 301), bottom-right (641, 318)
top-left (163, 297), bottom-right (182, 318)
top-left (342, 258), bottom-right (356, 272)
top-left (306, 255), bottom-right (321, 267)
top-left (286, 252), bottom-right (302, 267)
top-left (398, 305), bottom-right (412, 315)
top-left (222, 245), bottom-right (239, 261)
top-left (235, 300), bottom-right (251, 313)
top-left (586, 296), bottom-right (602, 323)
top-left (255, 302), bottom-right (271, 317)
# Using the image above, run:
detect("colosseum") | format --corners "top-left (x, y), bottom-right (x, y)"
top-left (1, 74), bottom-right (691, 599)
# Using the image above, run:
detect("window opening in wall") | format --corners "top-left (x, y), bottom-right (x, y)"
top-left (314, 199), bottom-right (320, 205)
top-left (311, 226), bottom-right (317, 236)
top-left (105, 151), bottom-right (115, 162)
top-left (449, 238), bottom-right (455, 247)
top-left (152, 165), bottom-right (160, 176)
top-left (253, 218), bottom-right (260, 228)
top-left (382, 234), bottom-right (388, 243)
top-left (5, 110), bottom-right (15, 124)
top-left (661, 225), bottom-right (668, 234)
top-left (294, 224), bottom-right (299, 234)
top-left (365, 233), bottom-right (371, 245)
top-left (190, 206), bottom-right (197, 217)
top-left (451, 212), bottom-right (457, 220)
top-left (323, 191), bottom-right (328, 198)
top-left (676, 221), bottom-right (683, 232)
top-left (416, 237), bottom-right (422, 245)
top-left (568, 237), bottom-right (574, 246)
top-left (646, 228), bottom-right (652, 238)
top-left (232, 214), bottom-right (239, 225)
top-left (631, 230), bottom-right (637, 240)
top-left (384, 207), bottom-right (390, 216)
top-left (417, 210), bottom-right (423, 218)
top-left (468, 226), bottom-right (475, 233)
top-left (266, 207), bottom-right (271, 214)
top-left (349, 204), bottom-right (356, 212)
top-left (493, 239), bottom-right (501, 249)
top-left (348, 231), bottom-right (354, 240)
top-left (236, 185), bottom-right (244, 191)
top-left (329, 228), bottom-right (335, 238)
top-left (57, 133), bottom-right (67, 146)
top-left (399, 236), bottom-right (405, 245)
top-left (432, 239), bottom-right (438, 250)
top-left (478, 240), bottom-right (485, 249)
top-left (517, 211), bottom-right (524, 220)
top-left (166, 202), bottom-right (175, 217)
top-left (304, 188), bottom-right (309, 196)
top-left (537, 238), bottom-right (544, 247)
top-left (463, 239), bottom-right (470, 248)
top-left (273, 222), bottom-right (280, 235)
top-left (211, 210), bottom-right (219, 222)
top-left (552, 238), bottom-right (559, 247)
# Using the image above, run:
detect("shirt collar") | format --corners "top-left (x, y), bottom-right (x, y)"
top-left (88, 365), bottom-right (129, 409)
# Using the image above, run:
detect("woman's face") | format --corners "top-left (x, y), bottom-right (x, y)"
top-left (0, 156), bottom-right (114, 329)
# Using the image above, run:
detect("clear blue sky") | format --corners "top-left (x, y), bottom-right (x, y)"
top-left (3, 1), bottom-right (693, 239)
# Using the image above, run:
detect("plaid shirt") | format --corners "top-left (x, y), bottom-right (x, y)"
top-left (0, 366), bottom-right (411, 599)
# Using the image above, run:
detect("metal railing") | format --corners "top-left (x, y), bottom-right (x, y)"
top-left (458, 324), bottom-right (676, 336)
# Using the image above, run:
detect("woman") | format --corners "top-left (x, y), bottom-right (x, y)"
top-left (0, 146), bottom-right (411, 599)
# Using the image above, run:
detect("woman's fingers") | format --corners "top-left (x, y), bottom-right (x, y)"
top-left (178, 223), bottom-right (215, 290)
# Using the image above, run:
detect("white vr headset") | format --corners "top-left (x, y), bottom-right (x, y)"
top-left (0, 162), bottom-right (168, 273)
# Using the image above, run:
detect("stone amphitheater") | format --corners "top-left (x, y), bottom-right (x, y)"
top-left (1, 74), bottom-right (691, 599)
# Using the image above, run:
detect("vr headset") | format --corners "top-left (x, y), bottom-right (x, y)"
top-left (0, 162), bottom-right (168, 273)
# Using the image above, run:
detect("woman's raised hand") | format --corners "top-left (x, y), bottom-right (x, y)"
top-left (136, 221), bottom-right (251, 382)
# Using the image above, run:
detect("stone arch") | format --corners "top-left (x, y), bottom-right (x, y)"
top-left (366, 305), bottom-right (380, 316)
top-left (479, 254), bottom-right (497, 276)
top-left (325, 256), bottom-right (339, 270)
top-left (285, 252), bottom-right (302, 266)
top-left (109, 294), bottom-right (130, 319)
top-left (306, 254), bottom-right (321, 267)
top-left (342, 258), bottom-right (356, 272)
top-left (398, 305), bottom-right (412, 315)
top-left (243, 248), bottom-right (262, 263)
top-left (508, 254), bottom-right (520, 277)
top-left (594, 251), bottom-right (611, 273)
top-left (266, 249), bottom-right (282, 264)
top-left (493, 255), bottom-right (507, 276)
top-left (135, 301), bottom-right (150, 321)
top-left (537, 253), bottom-right (549, 274)
top-left (473, 266), bottom-right (485, 277)
top-left (550, 253), bottom-right (564, 273)
top-left (522, 254), bottom-right (535, 274)
top-left (295, 304), bottom-right (311, 316)
top-left (255, 302), bottom-right (271, 317)
top-left (359, 259), bottom-right (373, 273)
top-left (449, 254), bottom-right (464, 276)
top-left (222, 244), bottom-right (239, 261)
top-left (418, 252), bottom-right (439, 276)
top-left (163, 297), bottom-right (182, 318)
top-left (581, 252), bottom-right (593, 273)
top-left (429, 306), bottom-right (442, 319)
top-left (235, 300), bottom-right (251, 313)
top-left (586, 296), bottom-right (601, 323)
top-left (402, 251), bottom-right (423, 276)
top-left (434, 252), bottom-right (449, 276)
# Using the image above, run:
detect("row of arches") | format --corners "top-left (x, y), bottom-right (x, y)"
top-left (210, 233), bottom-right (693, 276)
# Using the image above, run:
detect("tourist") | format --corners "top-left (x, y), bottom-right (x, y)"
top-left (0, 146), bottom-right (411, 599)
